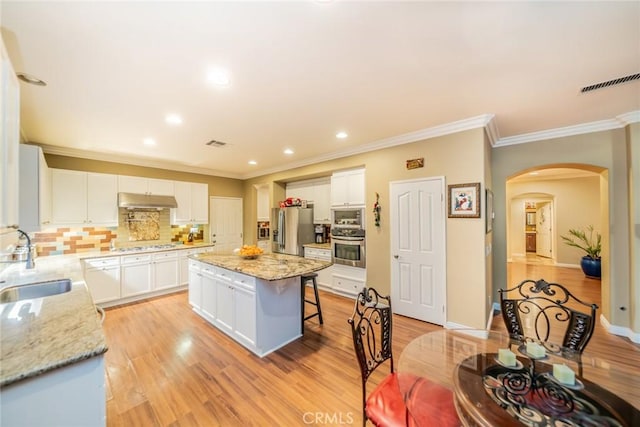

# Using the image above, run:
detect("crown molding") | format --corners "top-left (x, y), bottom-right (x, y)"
top-left (494, 110), bottom-right (640, 147)
top-left (242, 114), bottom-right (494, 179)
top-left (38, 144), bottom-right (242, 179)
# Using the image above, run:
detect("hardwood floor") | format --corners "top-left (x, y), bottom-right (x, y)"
top-left (103, 264), bottom-right (639, 426)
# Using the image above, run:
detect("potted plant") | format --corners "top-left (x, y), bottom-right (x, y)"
top-left (560, 225), bottom-right (601, 279)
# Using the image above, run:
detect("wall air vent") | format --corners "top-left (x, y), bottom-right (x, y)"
top-left (580, 73), bottom-right (640, 93)
top-left (206, 139), bottom-right (227, 147)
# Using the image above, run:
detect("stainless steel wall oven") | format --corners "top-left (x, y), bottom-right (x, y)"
top-left (331, 228), bottom-right (365, 268)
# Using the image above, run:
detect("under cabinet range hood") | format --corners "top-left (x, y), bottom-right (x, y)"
top-left (117, 192), bottom-right (178, 209)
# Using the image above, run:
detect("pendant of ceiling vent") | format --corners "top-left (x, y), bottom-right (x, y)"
top-left (206, 139), bottom-right (227, 147)
top-left (580, 73), bottom-right (640, 93)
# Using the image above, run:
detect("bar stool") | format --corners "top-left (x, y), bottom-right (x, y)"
top-left (301, 272), bottom-right (323, 333)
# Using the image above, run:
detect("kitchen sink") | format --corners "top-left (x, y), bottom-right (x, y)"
top-left (0, 279), bottom-right (72, 304)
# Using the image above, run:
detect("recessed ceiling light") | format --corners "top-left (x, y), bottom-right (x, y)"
top-left (16, 72), bottom-right (47, 86)
top-left (143, 138), bottom-right (156, 146)
top-left (207, 67), bottom-right (230, 86)
top-left (248, 160), bottom-right (257, 165)
top-left (165, 114), bottom-right (183, 125)
top-left (336, 131), bottom-right (348, 139)
top-left (284, 148), bottom-right (294, 155)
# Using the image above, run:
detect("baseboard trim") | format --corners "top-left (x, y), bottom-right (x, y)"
top-left (444, 322), bottom-right (489, 339)
top-left (600, 314), bottom-right (640, 344)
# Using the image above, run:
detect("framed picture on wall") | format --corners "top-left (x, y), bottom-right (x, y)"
top-left (486, 189), bottom-right (494, 233)
top-left (448, 183), bottom-right (481, 218)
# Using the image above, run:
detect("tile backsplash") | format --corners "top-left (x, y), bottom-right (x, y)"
top-left (30, 209), bottom-right (206, 257)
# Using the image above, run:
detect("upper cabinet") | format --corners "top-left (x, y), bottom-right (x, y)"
top-left (331, 168), bottom-right (365, 207)
top-left (19, 144), bottom-right (51, 231)
top-left (51, 169), bottom-right (118, 226)
top-left (0, 39), bottom-right (20, 231)
top-left (118, 175), bottom-right (174, 196)
top-left (286, 177), bottom-right (331, 223)
top-left (256, 185), bottom-right (270, 221)
top-left (173, 181), bottom-right (208, 224)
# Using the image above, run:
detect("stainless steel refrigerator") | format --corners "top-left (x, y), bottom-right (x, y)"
top-left (272, 207), bottom-right (314, 256)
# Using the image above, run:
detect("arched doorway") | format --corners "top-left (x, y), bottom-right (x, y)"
top-left (505, 164), bottom-right (608, 310)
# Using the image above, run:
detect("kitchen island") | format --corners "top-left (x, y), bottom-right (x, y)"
top-left (188, 253), bottom-right (331, 357)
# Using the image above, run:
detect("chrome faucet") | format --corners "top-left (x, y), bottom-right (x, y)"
top-left (0, 229), bottom-right (35, 269)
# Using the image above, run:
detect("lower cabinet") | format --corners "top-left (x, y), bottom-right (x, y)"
top-left (188, 260), bottom-right (202, 309)
top-left (83, 257), bottom-right (120, 304)
top-left (331, 264), bottom-right (366, 297)
top-left (200, 265), bottom-right (217, 321)
top-left (152, 251), bottom-right (179, 291)
top-left (1, 355), bottom-right (105, 427)
top-left (121, 254), bottom-right (152, 297)
top-left (303, 246), bottom-right (332, 288)
top-left (189, 261), bottom-right (293, 357)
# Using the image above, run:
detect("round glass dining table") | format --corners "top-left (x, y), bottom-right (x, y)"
top-left (397, 329), bottom-right (640, 427)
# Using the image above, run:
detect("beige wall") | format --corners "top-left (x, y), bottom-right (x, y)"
top-left (245, 128), bottom-right (490, 329)
top-left (507, 176), bottom-right (601, 265)
top-left (628, 123), bottom-right (640, 333)
top-left (492, 128), bottom-right (633, 331)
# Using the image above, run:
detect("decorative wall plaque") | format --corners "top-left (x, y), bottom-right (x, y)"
top-left (406, 157), bottom-right (424, 170)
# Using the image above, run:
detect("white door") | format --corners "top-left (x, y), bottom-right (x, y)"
top-left (210, 197), bottom-right (243, 254)
top-left (390, 178), bottom-right (446, 325)
top-left (536, 202), bottom-right (553, 258)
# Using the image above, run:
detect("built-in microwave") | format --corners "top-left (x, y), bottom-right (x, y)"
top-left (331, 207), bottom-right (365, 229)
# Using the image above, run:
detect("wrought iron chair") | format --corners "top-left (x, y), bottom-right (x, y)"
top-left (348, 287), bottom-right (459, 427)
top-left (499, 278), bottom-right (598, 375)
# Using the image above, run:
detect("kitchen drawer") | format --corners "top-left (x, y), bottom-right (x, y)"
top-left (332, 274), bottom-right (364, 296)
top-left (200, 264), bottom-right (216, 277)
top-left (84, 256), bottom-right (120, 269)
top-left (153, 250), bottom-right (178, 260)
top-left (305, 247), bottom-right (331, 262)
top-left (233, 272), bottom-right (256, 291)
top-left (121, 254), bottom-right (152, 265)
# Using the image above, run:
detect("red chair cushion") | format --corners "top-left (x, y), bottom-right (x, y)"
top-left (365, 373), bottom-right (460, 427)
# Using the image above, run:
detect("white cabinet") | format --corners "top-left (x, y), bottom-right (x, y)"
top-left (303, 246), bottom-right (332, 288)
top-left (173, 181), bottom-right (208, 224)
top-left (256, 185), bottom-right (270, 221)
top-left (200, 263), bottom-right (217, 321)
top-left (152, 250), bottom-right (179, 291)
top-left (233, 275), bottom-right (257, 347)
top-left (188, 260), bottom-right (202, 309)
top-left (313, 179), bottom-right (331, 223)
top-left (332, 275), bottom-right (365, 296)
top-left (1, 355), bottom-right (105, 427)
top-left (331, 168), bottom-right (365, 207)
top-left (216, 269), bottom-right (256, 347)
top-left (1, 39), bottom-right (20, 231)
top-left (19, 144), bottom-right (51, 231)
top-left (51, 169), bottom-right (118, 226)
top-left (120, 254), bottom-right (152, 297)
top-left (83, 256), bottom-right (121, 304)
top-left (214, 269), bottom-right (256, 347)
top-left (286, 177), bottom-right (331, 223)
top-left (118, 175), bottom-right (174, 196)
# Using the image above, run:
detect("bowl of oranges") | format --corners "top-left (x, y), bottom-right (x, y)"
top-left (237, 244), bottom-right (264, 260)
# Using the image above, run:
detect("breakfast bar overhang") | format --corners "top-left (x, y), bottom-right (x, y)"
top-left (187, 253), bottom-right (331, 357)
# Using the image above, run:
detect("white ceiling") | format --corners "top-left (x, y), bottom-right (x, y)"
top-left (1, 1), bottom-right (639, 179)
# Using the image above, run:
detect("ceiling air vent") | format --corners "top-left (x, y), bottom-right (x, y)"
top-left (580, 73), bottom-right (640, 93)
top-left (206, 139), bottom-right (227, 147)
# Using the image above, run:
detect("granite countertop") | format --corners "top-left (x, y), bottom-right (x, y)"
top-left (0, 255), bottom-right (108, 388)
top-left (190, 253), bottom-right (331, 281)
top-left (303, 243), bottom-right (331, 250)
top-left (80, 242), bottom-right (215, 260)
